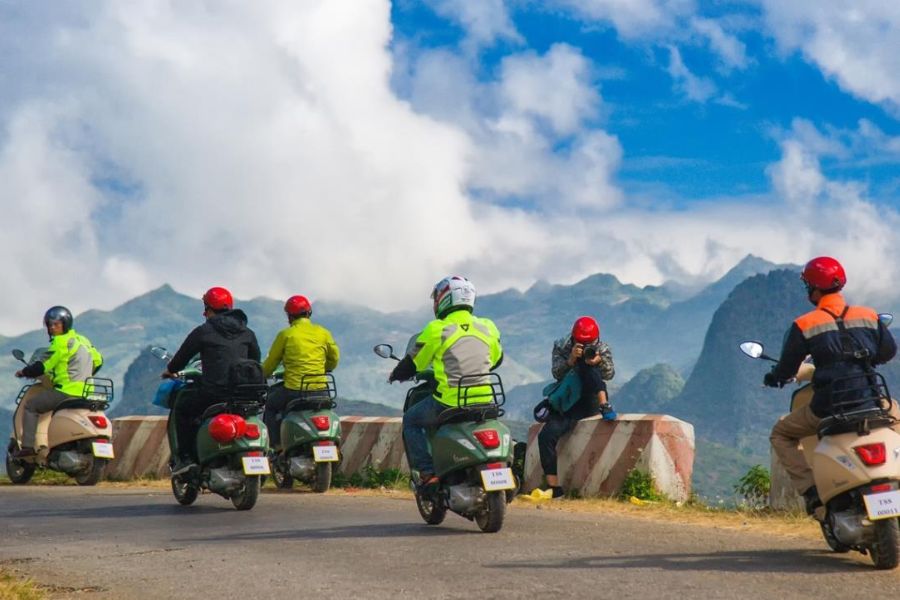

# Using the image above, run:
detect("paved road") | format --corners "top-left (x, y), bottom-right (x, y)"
top-left (1, 487), bottom-right (898, 599)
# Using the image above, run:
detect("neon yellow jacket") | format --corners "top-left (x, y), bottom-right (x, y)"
top-left (41, 329), bottom-right (101, 396)
top-left (410, 310), bottom-right (502, 406)
top-left (262, 318), bottom-right (339, 390)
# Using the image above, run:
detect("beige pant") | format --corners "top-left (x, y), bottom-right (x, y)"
top-left (771, 401), bottom-right (900, 494)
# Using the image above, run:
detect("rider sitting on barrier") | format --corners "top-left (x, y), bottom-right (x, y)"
top-left (389, 276), bottom-right (503, 487)
top-left (161, 287), bottom-right (261, 473)
top-left (765, 257), bottom-right (899, 515)
top-left (261, 295), bottom-right (340, 447)
top-left (14, 306), bottom-right (103, 458)
top-left (538, 316), bottom-right (616, 498)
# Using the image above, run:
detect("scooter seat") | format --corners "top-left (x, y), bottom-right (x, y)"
top-left (53, 398), bottom-right (109, 413)
top-left (818, 409), bottom-right (895, 438)
top-left (285, 396), bottom-right (336, 413)
top-left (437, 405), bottom-right (501, 425)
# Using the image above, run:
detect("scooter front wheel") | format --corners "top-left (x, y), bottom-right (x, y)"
top-left (475, 491), bottom-right (506, 533)
top-left (871, 518), bottom-right (900, 570)
top-left (172, 475), bottom-right (199, 506)
top-left (415, 488), bottom-right (447, 525)
top-left (5, 451), bottom-right (35, 484)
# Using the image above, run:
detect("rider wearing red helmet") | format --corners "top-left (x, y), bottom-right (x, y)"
top-left (539, 316), bottom-right (617, 498)
top-left (162, 286), bottom-right (261, 473)
top-left (261, 295), bottom-right (340, 447)
top-left (766, 257), bottom-right (898, 515)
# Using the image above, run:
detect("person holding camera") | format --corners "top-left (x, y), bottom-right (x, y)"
top-left (538, 316), bottom-right (616, 498)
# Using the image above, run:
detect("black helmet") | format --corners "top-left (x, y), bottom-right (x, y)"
top-left (43, 306), bottom-right (73, 333)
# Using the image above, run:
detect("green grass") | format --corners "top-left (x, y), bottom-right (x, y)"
top-left (0, 571), bottom-right (45, 600)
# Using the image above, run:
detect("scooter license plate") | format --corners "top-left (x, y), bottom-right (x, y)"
top-left (91, 442), bottom-right (115, 459)
top-left (312, 445), bottom-right (339, 462)
top-left (480, 467), bottom-right (515, 492)
top-left (863, 490), bottom-right (900, 520)
top-left (241, 456), bottom-right (271, 475)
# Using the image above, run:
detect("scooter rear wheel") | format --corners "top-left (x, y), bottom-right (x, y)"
top-left (5, 451), bottom-right (35, 484)
top-left (312, 462), bottom-right (331, 493)
top-left (231, 475), bottom-right (261, 510)
top-left (475, 491), bottom-right (506, 533)
top-left (415, 489), bottom-right (447, 525)
top-left (871, 518), bottom-right (900, 570)
top-left (74, 456), bottom-right (105, 486)
top-left (172, 475), bottom-right (199, 506)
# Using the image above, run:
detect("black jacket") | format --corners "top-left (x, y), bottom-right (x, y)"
top-left (167, 309), bottom-right (261, 393)
top-left (771, 293), bottom-right (896, 417)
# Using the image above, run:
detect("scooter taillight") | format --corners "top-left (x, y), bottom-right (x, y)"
top-left (311, 415), bottom-right (330, 431)
top-left (854, 443), bottom-right (887, 466)
top-left (473, 429), bottom-right (500, 449)
top-left (243, 423), bottom-right (260, 440)
top-left (89, 416), bottom-right (108, 428)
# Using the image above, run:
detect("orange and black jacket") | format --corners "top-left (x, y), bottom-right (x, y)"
top-left (771, 293), bottom-right (896, 417)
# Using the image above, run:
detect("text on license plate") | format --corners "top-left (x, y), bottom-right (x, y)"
top-left (863, 489), bottom-right (900, 520)
top-left (480, 467), bottom-right (515, 491)
top-left (91, 441), bottom-right (115, 459)
top-left (241, 456), bottom-right (271, 475)
top-left (313, 445), bottom-right (339, 462)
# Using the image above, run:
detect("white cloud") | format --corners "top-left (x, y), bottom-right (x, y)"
top-left (427, 0), bottom-right (522, 50)
top-left (550, 0), bottom-right (694, 38)
top-left (759, 0), bottom-right (900, 112)
top-left (666, 46), bottom-right (717, 102)
top-left (690, 17), bottom-right (748, 71)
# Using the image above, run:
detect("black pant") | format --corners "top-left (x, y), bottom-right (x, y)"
top-left (538, 413), bottom-right (577, 476)
top-left (264, 385), bottom-right (301, 447)
top-left (171, 387), bottom-right (218, 460)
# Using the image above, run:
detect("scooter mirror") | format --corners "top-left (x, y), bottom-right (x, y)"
top-left (11, 349), bottom-right (25, 363)
top-left (879, 313), bottom-right (894, 328)
top-left (739, 341), bottom-right (764, 359)
top-left (150, 346), bottom-right (171, 361)
top-left (373, 344), bottom-right (397, 360)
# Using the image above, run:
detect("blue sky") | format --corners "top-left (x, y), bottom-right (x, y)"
top-left (1, 1), bottom-right (899, 334)
top-left (391, 1), bottom-right (900, 205)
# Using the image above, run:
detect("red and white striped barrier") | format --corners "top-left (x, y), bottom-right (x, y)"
top-left (337, 416), bottom-right (408, 475)
top-left (522, 414), bottom-right (695, 501)
top-left (106, 416), bottom-right (171, 480)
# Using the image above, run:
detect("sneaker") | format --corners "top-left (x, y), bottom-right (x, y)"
top-left (418, 472), bottom-right (440, 490)
top-left (550, 486), bottom-right (565, 499)
top-left (600, 404), bottom-right (617, 421)
top-left (12, 446), bottom-right (37, 459)
top-left (803, 486), bottom-right (823, 516)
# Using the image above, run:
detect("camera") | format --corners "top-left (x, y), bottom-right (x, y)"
top-left (582, 345), bottom-right (599, 360)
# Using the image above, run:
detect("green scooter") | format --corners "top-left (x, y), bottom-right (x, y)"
top-left (267, 372), bottom-right (341, 493)
top-left (152, 347), bottom-right (270, 511)
top-left (374, 343), bottom-right (516, 533)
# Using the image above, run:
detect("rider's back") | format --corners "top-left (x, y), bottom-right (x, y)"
top-left (262, 318), bottom-right (339, 390)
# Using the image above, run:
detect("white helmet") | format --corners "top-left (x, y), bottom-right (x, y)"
top-left (431, 275), bottom-right (476, 318)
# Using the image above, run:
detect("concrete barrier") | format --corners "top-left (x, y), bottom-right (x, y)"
top-left (769, 444), bottom-right (805, 511)
top-left (521, 414), bottom-right (695, 501)
top-left (105, 414), bottom-right (694, 500)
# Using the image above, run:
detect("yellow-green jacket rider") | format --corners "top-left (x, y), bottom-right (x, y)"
top-left (262, 295), bottom-right (339, 447)
top-left (389, 276), bottom-right (503, 485)
top-left (14, 306), bottom-right (103, 456)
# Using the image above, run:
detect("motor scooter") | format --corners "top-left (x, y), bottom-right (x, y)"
top-left (267, 372), bottom-right (341, 493)
top-left (374, 343), bottom-right (516, 533)
top-left (152, 347), bottom-right (270, 510)
top-left (740, 328), bottom-right (900, 569)
top-left (6, 348), bottom-right (114, 485)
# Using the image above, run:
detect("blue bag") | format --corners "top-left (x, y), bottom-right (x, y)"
top-left (541, 370), bottom-right (582, 414)
top-left (153, 379), bottom-right (185, 409)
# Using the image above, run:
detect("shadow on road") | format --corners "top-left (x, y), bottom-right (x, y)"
top-left (5, 503), bottom-right (235, 519)
top-left (489, 549), bottom-right (872, 575)
top-left (177, 522), bottom-right (474, 543)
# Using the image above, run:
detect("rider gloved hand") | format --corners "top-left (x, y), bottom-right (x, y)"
top-left (763, 370), bottom-right (784, 388)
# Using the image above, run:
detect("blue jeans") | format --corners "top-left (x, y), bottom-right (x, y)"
top-left (403, 396), bottom-right (445, 474)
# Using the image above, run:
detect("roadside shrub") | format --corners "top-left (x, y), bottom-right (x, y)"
top-left (734, 464), bottom-right (770, 507)
top-left (332, 464), bottom-right (409, 489)
top-left (619, 468), bottom-right (665, 501)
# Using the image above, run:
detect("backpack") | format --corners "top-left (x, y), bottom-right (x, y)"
top-left (228, 359), bottom-right (265, 388)
top-left (540, 369), bottom-right (582, 415)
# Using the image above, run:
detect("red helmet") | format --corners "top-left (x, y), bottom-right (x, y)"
top-left (801, 257), bottom-right (846, 292)
top-left (202, 287), bottom-right (233, 311)
top-left (285, 295), bottom-right (312, 317)
top-left (572, 316), bottom-right (600, 344)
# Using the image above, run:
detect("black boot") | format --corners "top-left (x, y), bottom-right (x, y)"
top-left (802, 486), bottom-right (822, 515)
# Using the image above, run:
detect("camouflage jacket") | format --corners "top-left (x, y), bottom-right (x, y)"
top-left (551, 336), bottom-right (615, 382)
